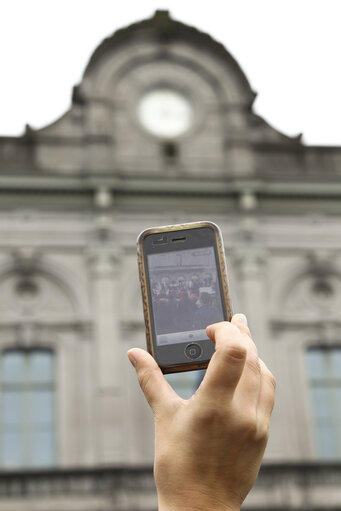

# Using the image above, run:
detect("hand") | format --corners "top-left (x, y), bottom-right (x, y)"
top-left (127, 314), bottom-right (276, 511)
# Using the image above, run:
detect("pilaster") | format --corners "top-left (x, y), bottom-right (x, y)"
top-left (86, 235), bottom-right (126, 464)
top-left (231, 218), bottom-right (269, 360)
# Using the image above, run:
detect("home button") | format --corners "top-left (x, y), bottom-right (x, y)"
top-left (184, 343), bottom-right (202, 360)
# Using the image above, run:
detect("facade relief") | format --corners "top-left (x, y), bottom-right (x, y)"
top-left (273, 252), bottom-right (341, 325)
top-left (0, 9), bottom-right (341, 511)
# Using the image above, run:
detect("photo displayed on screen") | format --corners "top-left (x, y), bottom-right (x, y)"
top-left (147, 246), bottom-right (224, 346)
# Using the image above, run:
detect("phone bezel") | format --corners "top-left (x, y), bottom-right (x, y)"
top-left (137, 221), bottom-right (232, 373)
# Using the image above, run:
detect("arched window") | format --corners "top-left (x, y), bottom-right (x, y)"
top-left (306, 347), bottom-right (341, 459)
top-left (0, 349), bottom-right (56, 468)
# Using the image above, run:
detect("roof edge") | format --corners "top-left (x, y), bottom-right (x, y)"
top-left (82, 10), bottom-right (255, 101)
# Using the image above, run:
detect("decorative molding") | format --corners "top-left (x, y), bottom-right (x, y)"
top-left (270, 318), bottom-right (341, 342)
top-left (0, 464), bottom-right (341, 510)
top-left (0, 253), bottom-right (89, 318)
top-left (15, 322), bottom-right (37, 347)
top-left (11, 246), bottom-right (42, 275)
top-left (305, 250), bottom-right (339, 278)
top-left (0, 319), bottom-right (92, 332)
top-left (239, 190), bottom-right (258, 212)
top-left (230, 220), bottom-right (267, 277)
top-left (2, 175), bottom-right (341, 197)
top-left (86, 243), bottom-right (122, 277)
top-left (0, 467), bottom-right (156, 498)
top-left (232, 248), bottom-right (267, 278)
top-left (94, 186), bottom-right (113, 209)
top-left (276, 254), bottom-right (341, 319)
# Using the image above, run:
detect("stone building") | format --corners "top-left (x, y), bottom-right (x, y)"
top-left (0, 10), bottom-right (341, 510)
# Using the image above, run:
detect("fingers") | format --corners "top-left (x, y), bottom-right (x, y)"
top-left (230, 315), bottom-right (261, 409)
top-left (231, 313), bottom-right (252, 339)
top-left (257, 359), bottom-right (276, 432)
top-left (200, 321), bottom-right (247, 401)
top-left (203, 315), bottom-right (260, 406)
top-left (127, 348), bottom-right (178, 414)
top-left (205, 315), bottom-right (275, 434)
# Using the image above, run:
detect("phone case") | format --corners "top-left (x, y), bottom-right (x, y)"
top-left (137, 221), bottom-right (233, 372)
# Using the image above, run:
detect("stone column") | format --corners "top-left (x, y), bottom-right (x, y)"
top-left (231, 219), bottom-right (281, 460)
top-left (87, 242), bottom-right (126, 464)
top-left (231, 219), bottom-right (269, 360)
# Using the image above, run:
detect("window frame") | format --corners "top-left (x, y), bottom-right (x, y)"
top-left (0, 347), bottom-right (57, 469)
top-left (306, 345), bottom-right (341, 459)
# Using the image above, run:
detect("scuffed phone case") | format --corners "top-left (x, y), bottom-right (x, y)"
top-left (137, 221), bottom-right (233, 372)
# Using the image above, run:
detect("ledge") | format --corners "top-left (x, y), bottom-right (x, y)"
top-left (1, 175), bottom-right (341, 198)
top-left (1, 463), bottom-right (341, 510)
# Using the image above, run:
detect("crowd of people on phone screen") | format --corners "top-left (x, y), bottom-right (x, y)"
top-left (151, 273), bottom-right (223, 334)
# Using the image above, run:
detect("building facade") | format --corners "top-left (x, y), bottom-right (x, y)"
top-left (0, 10), bottom-right (341, 510)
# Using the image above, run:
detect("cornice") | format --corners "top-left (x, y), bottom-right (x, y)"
top-left (0, 175), bottom-right (341, 198)
top-left (0, 463), bottom-right (340, 500)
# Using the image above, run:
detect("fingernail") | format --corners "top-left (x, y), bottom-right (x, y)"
top-left (237, 314), bottom-right (248, 326)
top-left (127, 351), bottom-right (137, 367)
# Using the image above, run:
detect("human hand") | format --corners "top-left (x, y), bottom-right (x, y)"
top-left (127, 314), bottom-right (276, 511)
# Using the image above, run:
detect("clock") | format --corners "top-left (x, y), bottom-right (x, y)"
top-left (137, 88), bottom-right (193, 138)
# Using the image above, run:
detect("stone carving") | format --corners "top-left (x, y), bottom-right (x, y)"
top-left (280, 253), bottom-right (341, 318)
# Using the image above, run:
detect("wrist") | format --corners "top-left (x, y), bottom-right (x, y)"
top-left (159, 506), bottom-right (239, 511)
top-left (157, 490), bottom-right (241, 511)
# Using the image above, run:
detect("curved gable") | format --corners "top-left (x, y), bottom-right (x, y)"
top-left (2, 10), bottom-right (307, 178)
top-left (81, 10), bottom-right (255, 107)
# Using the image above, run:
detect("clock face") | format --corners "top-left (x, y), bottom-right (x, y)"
top-left (138, 89), bottom-right (193, 138)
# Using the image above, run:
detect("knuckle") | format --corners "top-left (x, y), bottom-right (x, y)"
top-left (260, 360), bottom-right (277, 391)
top-left (264, 368), bottom-right (277, 391)
top-left (268, 372), bottom-right (277, 391)
top-left (238, 411), bottom-right (270, 444)
top-left (234, 407), bottom-right (259, 437)
top-left (245, 355), bottom-right (261, 376)
top-left (194, 403), bottom-right (226, 428)
top-left (257, 423), bottom-right (270, 443)
top-left (219, 342), bottom-right (247, 363)
top-left (240, 414), bottom-right (258, 439)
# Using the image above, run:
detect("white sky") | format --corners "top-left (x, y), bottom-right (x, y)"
top-left (0, 0), bottom-right (340, 145)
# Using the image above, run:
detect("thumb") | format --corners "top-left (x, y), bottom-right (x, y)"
top-left (127, 348), bottom-right (178, 413)
top-left (231, 313), bottom-right (252, 338)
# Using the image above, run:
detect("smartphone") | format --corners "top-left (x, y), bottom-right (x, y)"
top-left (137, 221), bottom-right (232, 373)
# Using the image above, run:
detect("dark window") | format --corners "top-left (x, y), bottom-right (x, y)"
top-left (162, 141), bottom-right (178, 159)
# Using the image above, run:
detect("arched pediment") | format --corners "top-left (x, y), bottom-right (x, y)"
top-left (81, 10), bottom-right (255, 107)
top-left (31, 10), bottom-right (301, 177)
top-left (0, 254), bottom-right (88, 322)
top-left (279, 256), bottom-right (341, 320)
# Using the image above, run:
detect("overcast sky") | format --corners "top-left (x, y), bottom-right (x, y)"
top-left (0, 0), bottom-right (340, 145)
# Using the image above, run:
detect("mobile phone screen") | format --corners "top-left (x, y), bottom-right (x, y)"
top-left (147, 246), bottom-right (224, 346)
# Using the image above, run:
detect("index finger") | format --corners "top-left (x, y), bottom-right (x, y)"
top-left (199, 321), bottom-right (247, 402)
